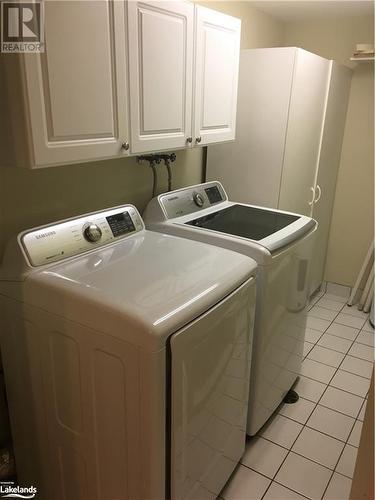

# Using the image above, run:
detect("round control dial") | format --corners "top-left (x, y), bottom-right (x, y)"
top-left (193, 192), bottom-right (205, 207)
top-left (83, 223), bottom-right (102, 243)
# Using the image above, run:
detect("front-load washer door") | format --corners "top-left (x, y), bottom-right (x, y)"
top-left (170, 277), bottom-right (256, 500)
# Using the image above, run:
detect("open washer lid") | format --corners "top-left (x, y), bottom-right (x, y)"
top-left (0, 204), bottom-right (257, 351)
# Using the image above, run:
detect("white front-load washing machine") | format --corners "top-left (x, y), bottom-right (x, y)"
top-left (144, 181), bottom-right (317, 436)
top-left (0, 204), bottom-right (257, 500)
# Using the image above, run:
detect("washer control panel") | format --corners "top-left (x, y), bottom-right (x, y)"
top-left (21, 205), bottom-right (144, 267)
top-left (106, 211), bottom-right (135, 237)
top-left (159, 182), bottom-right (227, 219)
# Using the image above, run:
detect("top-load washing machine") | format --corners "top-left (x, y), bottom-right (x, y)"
top-left (0, 204), bottom-right (257, 500)
top-left (144, 181), bottom-right (317, 435)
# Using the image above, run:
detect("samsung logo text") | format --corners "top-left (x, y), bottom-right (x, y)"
top-left (35, 231), bottom-right (56, 240)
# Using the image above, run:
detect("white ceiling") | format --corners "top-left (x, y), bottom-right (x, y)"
top-left (249, 1), bottom-right (375, 22)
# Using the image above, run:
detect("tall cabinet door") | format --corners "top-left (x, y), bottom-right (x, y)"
top-left (127, 1), bottom-right (194, 154)
top-left (206, 48), bottom-right (296, 207)
top-left (278, 49), bottom-right (331, 216)
top-left (24, 1), bottom-right (130, 167)
top-left (193, 7), bottom-right (241, 146)
top-left (310, 64), bottom-right (352, 293)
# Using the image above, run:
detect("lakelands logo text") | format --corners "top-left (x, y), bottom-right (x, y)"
top-left (0, 482), bottom-right (37, 499)
top-left (1, 1), bottom-right (44, 53)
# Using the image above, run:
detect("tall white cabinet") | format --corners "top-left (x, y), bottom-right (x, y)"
top-left (309, 63), bottom-right (352, 292)
top-left (207, 48), bottom-right (352, 293)
top-left (277, 50), bottom-right (332, 215)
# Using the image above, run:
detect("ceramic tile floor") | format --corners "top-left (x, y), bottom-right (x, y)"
top-left (219, 287), bottom-right (374, 500)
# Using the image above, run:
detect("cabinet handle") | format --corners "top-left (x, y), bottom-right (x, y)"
top-left (121, 141), bottom-right (130, 151)
top-left (314, 185), bottom-right (322, 203)
top-left (186, 137), bottom-right (193, 144)
top-left (308, 186), bottom-right (315, 206)
top-left (195, 137), bottom-right (202, 144)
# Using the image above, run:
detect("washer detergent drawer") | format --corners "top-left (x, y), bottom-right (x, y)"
top-left (170, 277), bottom-right (256, 500)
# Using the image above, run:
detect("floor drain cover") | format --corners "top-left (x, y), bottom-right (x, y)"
top-left (283, 389), bottom-right (299, 404)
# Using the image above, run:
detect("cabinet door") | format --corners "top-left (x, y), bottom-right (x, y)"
top-left (278, 49), bottom-right (331, 216)
top-left (310, 64), bottom-right (352, 293)
top-left (24, 1), bottom-right (130, 167)
top-left (193, 7), bottom-right (241, 146)
top-left (127, 1), bottom-right (194, 154)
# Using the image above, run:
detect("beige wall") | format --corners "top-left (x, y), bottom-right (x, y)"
top-left (283, 16), bottom-right (374, 286)
top-left (0, 1), bottom-right (283, 261)
top-left (196, 1), bottom-right (284, 49)
top-left (0, 150), bottom-right (203, 260)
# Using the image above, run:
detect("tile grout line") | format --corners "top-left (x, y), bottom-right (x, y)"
top-left (279, 395), bottom-right (363, 422)
top-left (257, 389), bottom-right (324, 500)
top-left (308, 300), bottom-right (344, 322)
top-left (315, 400), bottom-right (364, 421)
top-left (304, 294), bottom-right (347, 357)
top-left (302, 314), bottom-right (372, 384)
top-left (260, 403), bottom-right (359, 444)
top-left (307, 318), bottom-right (364, 498)
top-left (229, 291), bottom-right (370, 500)
top-left (237, 456), bottom-right (314, 500)
top-left (300, 370), bottom-right (371, 393)
top-left (266, 291), bottom-right (364, 499)
top-left (255, 431), bottom-right (347, 469)
top-left (309, 309), bottom-right (356, 498)
top-left (286, 290), bottom-right (371, 497)
top-left (286, 291), bottom-right (367, 498)
top-left (259, 418), bottom-right (313, 500)
top-left (272, 480), bottom-right (312, 500)
top-left (301, 358), bottom-right (373, 379)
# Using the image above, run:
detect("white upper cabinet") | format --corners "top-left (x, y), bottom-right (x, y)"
top-left (127, 1), bottom-right (194, 154)
top-left (1, 1), bottom-right (241, 168)
top-left (2, 1), bottom-right (130, 168)
top-left (193, 7), bottom-right (241, 146)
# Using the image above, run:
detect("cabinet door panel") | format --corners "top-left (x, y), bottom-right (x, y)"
top-left (194, 7), bottom-right (241, 146)
top-left (207, 48), bottom-right (295, 208)
top-left (128, 1), bottom-right (194, 153)
top-left (278, 50), bottom-right (331, 216)
top-left (24, 0), bottom-right (129, 167)
top-left (310, 64), bottom-right (352, 293)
